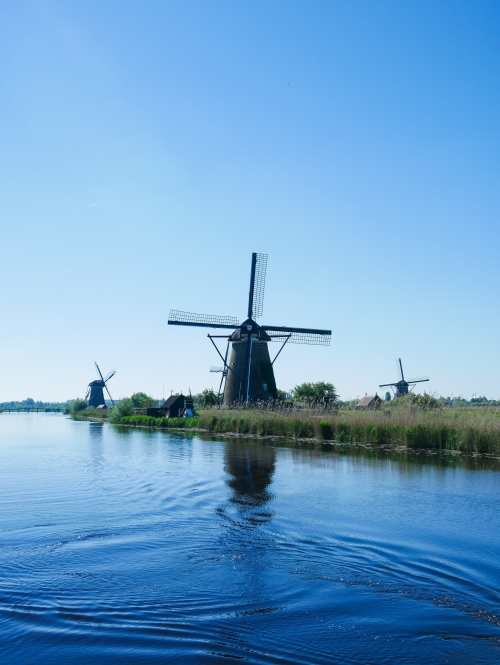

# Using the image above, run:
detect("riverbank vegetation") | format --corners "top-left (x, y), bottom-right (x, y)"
top-left (108, 404), bottom-right (500, 455)
top-left (67, 384), bottom-right (500, 455)
top-left (65, 398), bottom-right (88, 415)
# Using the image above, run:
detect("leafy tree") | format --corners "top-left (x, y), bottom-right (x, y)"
top-left (130, 392), bottom-right (158, 408)
top-left (109, 398), bottom-right (134, 422)
top-left (69, 398), bottom-right (88, 415)
top-left (200, 389), bottom-right (219, 408)
top-left (276, 389), bottom-right (288, 401)
top-left (292, 382), bottom-right (338, 404)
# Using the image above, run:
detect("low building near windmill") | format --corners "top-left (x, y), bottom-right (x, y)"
top-left (355, 394), bottom-right (383, 410)
top-left (160, 393), bottom-right (194, 418)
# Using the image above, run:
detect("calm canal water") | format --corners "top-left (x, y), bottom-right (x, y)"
top-left (1, 414), bottom-right (500, 663)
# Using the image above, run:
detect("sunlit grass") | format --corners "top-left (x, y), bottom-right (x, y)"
top-left (111, 405), bottom-right (500, 455)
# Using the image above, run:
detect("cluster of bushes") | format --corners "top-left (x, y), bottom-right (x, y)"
top-left (393, 393), bottom-right (443, 411)
top-left (64, 399), bottom-right (89, 415)
top-left (66, 392), bottom-right (159, 421)
top-left (193, 381), bottom-right (339, 409)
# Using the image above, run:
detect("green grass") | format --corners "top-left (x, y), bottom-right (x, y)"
top-left (74, 409), bottom-right (109, 419)
top-left (112, 408), bottom-right (500, 454)
top-left (117, 415), bottom-right (198, 428)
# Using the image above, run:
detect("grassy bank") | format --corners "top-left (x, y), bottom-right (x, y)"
top-left (111, 408), bottom-right (500, 455)
top-left (74, 409), bottom-right (109, 419)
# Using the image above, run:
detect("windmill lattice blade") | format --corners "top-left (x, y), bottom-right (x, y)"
top-left (252, 253), bottom-right (268, 319)
top-left (263, 326), bottom-right (331, 346)
top-left (397, 359), bottom-right (403, 382)
top-left (379, 383), bottom-right (397, 387)
top-left (105, 385), bottom-right (114, 406)
top-left (406, 376), bottom-right (429, 383)
top-left (104, 369), bottom-right (116, 383)
top-left (168, 310), bottom-right (239, 329)
top-left (95, 362), bottom-right (104, 381)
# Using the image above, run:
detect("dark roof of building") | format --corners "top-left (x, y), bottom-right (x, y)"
top-left (356, 395), bottom-right (382, 408)
top-left (161, 394), bottom-right (184, 409)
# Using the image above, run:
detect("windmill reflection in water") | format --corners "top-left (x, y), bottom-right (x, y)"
top-left (225, 441), bottom-right (276, 514)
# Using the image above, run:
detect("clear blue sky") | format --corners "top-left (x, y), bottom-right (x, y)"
top-left (1, 0), bottom-right (499, 402)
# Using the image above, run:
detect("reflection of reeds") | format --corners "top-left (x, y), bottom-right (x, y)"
top-left (114, 407), bottom-right (500, 454)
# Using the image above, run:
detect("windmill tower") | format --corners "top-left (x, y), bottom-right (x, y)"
top-left (85, 362), bottom-right (116, 408)
top-left (168, 253), bottom-right (331, 405)
top-left (379, 358), bottom-right (429, 398)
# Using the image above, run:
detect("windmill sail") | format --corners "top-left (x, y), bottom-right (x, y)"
top-left (104, 369), bottom-right (116, 383)
top-left (95, 362), bottom-right (104, 381)
top-left (105, 385), bottom-right (115, 406)
top-left (168, 310), bottom-right (239, 329)
top-left (263, 326), bottom-right (331, 346)
top-left (251, 253), bottom-right (267, 319)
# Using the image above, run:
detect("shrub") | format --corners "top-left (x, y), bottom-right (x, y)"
top-left (336, 422), bottom-right (351, 443)
top-left (395, 393), bottom-right (443, 412)
top-left (238, 417), bottom-right (249, 434)
top-left (69, 399), bottom-right (88, 416)
top-left (201, 389), bottom-right (219, 408)
top-left (109, 398), bottom-right (134, 423)
top-left (319, 421), bottom-right (334, 440)
top-left (290, 419), bottom-right (315, 438)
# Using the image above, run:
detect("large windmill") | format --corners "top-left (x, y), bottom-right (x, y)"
top-left (379, 358), bottom-right (429, 398)
top-left (168, 252), bottom-right (331, 405)
top-left (85, 363), bottom-right (116, 408)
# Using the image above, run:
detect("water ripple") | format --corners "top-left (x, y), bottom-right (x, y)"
top-left (1, 416), bottom-right (500, 663)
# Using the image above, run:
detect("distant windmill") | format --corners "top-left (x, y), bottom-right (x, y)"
top-left (169, 252), bottom-right (331, 405)
top-left (85, 362), bottom-right (116, 408)
top-left (379, 358), bottom-right (429, 397)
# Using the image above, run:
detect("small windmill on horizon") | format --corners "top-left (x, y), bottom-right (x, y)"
top-left (85, 363), bottom-right (116, 408)
top-left (379, 358), bottom-right (429, 398)
top-left (168, 252), bottom-right (331, 405)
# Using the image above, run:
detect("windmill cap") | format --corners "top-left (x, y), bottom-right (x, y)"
top-left (230, 319), bottom-right (271, 342)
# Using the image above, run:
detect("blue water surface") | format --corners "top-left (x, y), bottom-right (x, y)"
top-left (1, 414), bottom-right (500, 663)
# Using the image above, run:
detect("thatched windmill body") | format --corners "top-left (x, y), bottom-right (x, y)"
top-left (85, 362), bottom-right (116, 408)
top-left (169, 253), bottom-right (331, 405)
